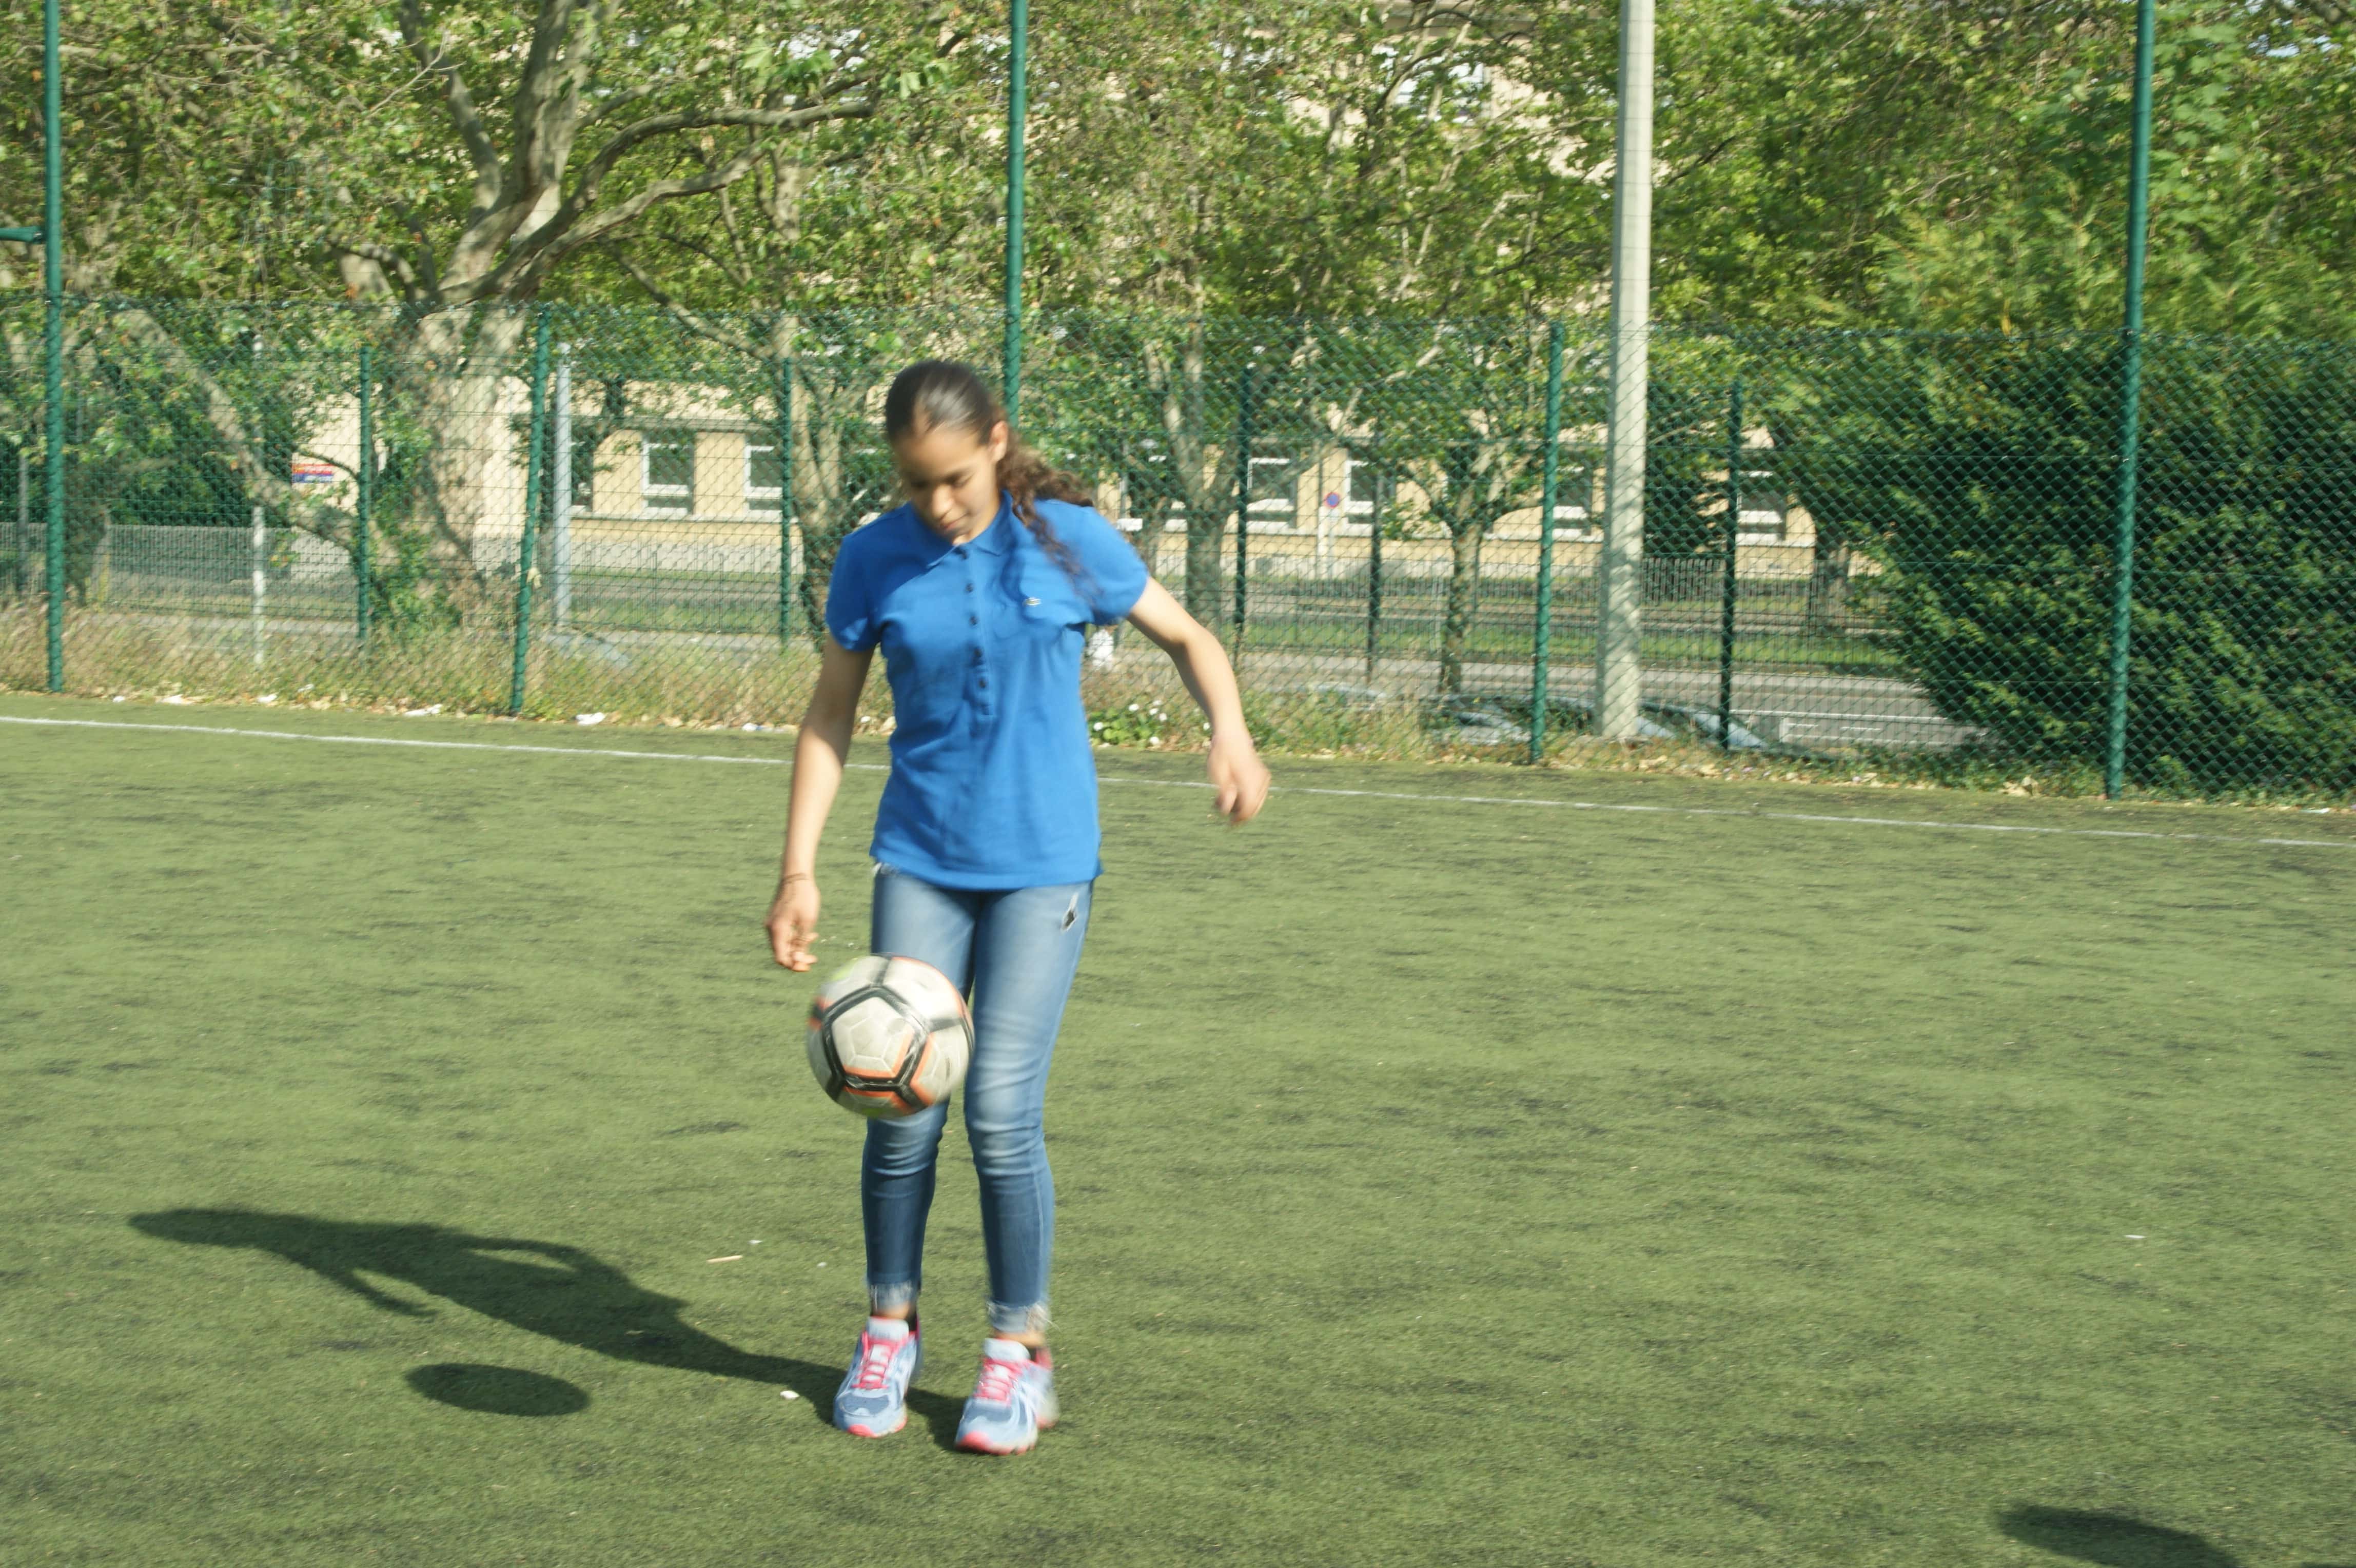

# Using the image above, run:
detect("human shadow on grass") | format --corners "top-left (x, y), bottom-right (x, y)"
top-left (130, 1208), bottom-right (967, 1445)
top-left (1997, 1506), bottom-right (2353, 1568)
top-left (2000, 1508), bottom-right (2239, 1567)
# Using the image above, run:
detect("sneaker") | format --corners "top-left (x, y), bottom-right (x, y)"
top-left (954, 1339), bottom-right (1057, 1455)
top-left (833, 1316), bottom-right (920, 1438)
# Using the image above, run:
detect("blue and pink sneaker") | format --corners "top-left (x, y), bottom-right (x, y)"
top-left (954, 1339), bottom-right (1057, 1454)
top-left (833, 1316), bottom-right (920, 1438)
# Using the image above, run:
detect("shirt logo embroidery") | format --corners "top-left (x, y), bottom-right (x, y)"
top-left (1024, 597), bottom-right (1041, 606)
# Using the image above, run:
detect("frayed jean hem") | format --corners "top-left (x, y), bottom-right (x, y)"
top-left (988, 1299), bottom-right (1052, 1336)
top-left (867, 1280), bottom-right (919, 1314)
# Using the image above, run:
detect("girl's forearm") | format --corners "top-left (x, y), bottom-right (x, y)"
top-left (780, 712), bottom-right (854, 882)
top-left (1169, 625), bottom-right (1250, 739)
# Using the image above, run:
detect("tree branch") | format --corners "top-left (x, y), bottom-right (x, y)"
top-left (503, 0), bottom-right (594, 222)
top-left (101, 307), bottom-right (354, 546)
top-left (611, 252), bottom-right (764, 356)
top-left (398, 0), bottom-right (502, 217)
top-left (568, 94), bottom-right (877, 219)
top-left (326, 239), bottom-right (422, 297)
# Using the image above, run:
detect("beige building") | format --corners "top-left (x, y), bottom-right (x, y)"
top-left (283, 378), bottom-right (1851, 587)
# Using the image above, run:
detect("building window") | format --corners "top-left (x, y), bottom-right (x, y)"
top-left (642, 430), bottom-right (694, 516)
top-left (1346, 459), bottom-right (1382, 517)
top-left (746, 439), bottom-right (783, 515)
top-left (1246, 455), bottom-right (1294, 527)
top-left (569, 431), bottom-right (597, 512)
top-left (1737, 472), bottom-right (1787, 540)
top-left (1552, 463), bottom-right (1598, 533)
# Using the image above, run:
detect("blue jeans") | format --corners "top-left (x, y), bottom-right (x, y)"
top-left (863, 865), bottom-right (1093, 1336)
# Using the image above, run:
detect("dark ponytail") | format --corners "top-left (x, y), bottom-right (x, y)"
top-left (883, 360), bottom-right (1093, 582)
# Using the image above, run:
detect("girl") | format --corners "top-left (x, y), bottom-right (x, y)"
top-left (764, 360), bottom-right (1269, 1454)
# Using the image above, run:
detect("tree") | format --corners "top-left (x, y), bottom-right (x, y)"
top-left (1513, 0), bottom-right (2356, 334)
top-left (316, 1), bottom-right (968, 618)
top-left (1757, 328), bottom-right (2356, 792)
top-left (1395, 327), bottom-right (1552, 695)
top-left (6, 2), bottom-right (967, 624)
top-left (1, 2), bottom-right (358, 604)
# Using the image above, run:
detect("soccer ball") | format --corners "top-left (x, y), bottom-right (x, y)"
top-left (806, 954), bottom-right (973, 1119)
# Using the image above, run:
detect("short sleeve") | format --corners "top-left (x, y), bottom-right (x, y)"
top-left (1042, 501), bottom-right (1150, 624)
top-left (824, 529), bottom-right (880, 652)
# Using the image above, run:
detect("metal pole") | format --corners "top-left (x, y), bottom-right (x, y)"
top-left (42, 0), bottom-right (65, 691)
top-left (1529, 322), bottom-right (1566, 765)
top-left (250, 502), bottom-right (266, 669)
top-left (13, 446), bottom-right (26, 597)
top-left (509, 309), bottom-right (551, 717)
top-left (1364, 468), bottom-right (1384, 682)
top-left (356, 343), bottom-right (372, 648)
top-left (1596, 0), bottom-right (1654, 740)
top-left (1002, 0), bottom-right (1029, 425)
top-left (551, 344), bottom-right (573, 629)
top-left (2104, 0), bottom-right (2157, 799)
top-left (777, 357), bottom-right (795, 645)
top-left (1718, 378), bottom-right (1741, 751)
top-left (1231, 364), bottom-right (1254, 653)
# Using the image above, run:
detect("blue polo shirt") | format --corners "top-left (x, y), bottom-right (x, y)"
top-left (825, 494), bottom-right (1150, 890)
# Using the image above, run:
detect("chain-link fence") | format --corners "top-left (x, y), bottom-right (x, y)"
top-left (3, 295), bottom-right (2350, 798)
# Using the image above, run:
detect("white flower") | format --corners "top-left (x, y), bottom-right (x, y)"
top-left (1128, 703), bottom-right (1141, 712)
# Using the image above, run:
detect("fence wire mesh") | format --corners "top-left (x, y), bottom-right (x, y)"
top-left (3, 296), bottom-right (2350, 798)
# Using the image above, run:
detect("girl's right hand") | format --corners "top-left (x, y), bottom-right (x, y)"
top-left (767, 877), bottom-right (820, 971)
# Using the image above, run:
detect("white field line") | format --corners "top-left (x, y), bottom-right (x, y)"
top-left (4, 713), bottom-right (2352, 851)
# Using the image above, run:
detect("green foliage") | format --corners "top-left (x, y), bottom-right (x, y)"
top-left (12, 0), bottom-right (2355, 338)
top-left (1764, 329), bottom-right (2356, 792)
top-left (1087, 696), bottom-right (1191, 748)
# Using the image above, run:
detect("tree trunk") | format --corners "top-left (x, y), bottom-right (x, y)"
top-left (789, 362), bottom-right (891, 648)
top-left (387, 304), bottom-right (534, 623)
top-left (1148, 322), bottom-right (1233, 628)
top-left (1438, 520), bottom-right (1485, 696)
top-left (1806, 529), bottom-right (1852, 638)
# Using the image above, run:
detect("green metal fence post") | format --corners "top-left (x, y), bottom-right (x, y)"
top-left (1231, 363), bottom-right (1255, 653)
top-left (777, 356), bottom-right (795, 646)
top-left (355, 343), bottom-right (373, 649)
top-left (41, 0), bottom-right (65, 692)
top-left (509, 308), bottom-right (551, 717)
top-left (1719, 378), bottom-right (1741, 752)
top-left (1529, 322), bottom-right (1566, 765)
top-left (1002, 0), bottom-right (1029, 425)
top-left (2104, 0), bottom-right (2158, 798)
top-left (1364, 467), bottom-right (1384, 683)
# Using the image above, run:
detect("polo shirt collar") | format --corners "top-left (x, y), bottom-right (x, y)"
top-left (905, 495), bottom-right (1017, 569)
top-left (967, 493), bottom-right (1018, 555)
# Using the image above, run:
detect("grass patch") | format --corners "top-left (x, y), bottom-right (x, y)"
top-left (1, 696), bottom-right (2352, 1565)
top-left (9, 604), bottom-right (2352, 807)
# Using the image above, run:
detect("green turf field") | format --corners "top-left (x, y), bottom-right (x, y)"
top-left (3, 694), bottom-right (2351, 1568)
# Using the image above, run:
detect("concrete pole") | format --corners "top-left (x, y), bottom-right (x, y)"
top-left (250, 502), bottom-right (267, 669)
top-left (1596, 0), bottom-right (1655, 739)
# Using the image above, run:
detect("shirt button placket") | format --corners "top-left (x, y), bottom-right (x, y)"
top-left (965, 556), bottom-right (992, 707)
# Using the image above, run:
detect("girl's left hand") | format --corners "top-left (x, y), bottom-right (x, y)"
top-left (1208, 734), bottom-right (1271, 826)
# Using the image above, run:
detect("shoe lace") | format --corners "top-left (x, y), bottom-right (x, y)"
top-left (973, 1356), bottom-right (1025, 1404)
top-left (852, 1335), bottom-right (902, 1392)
